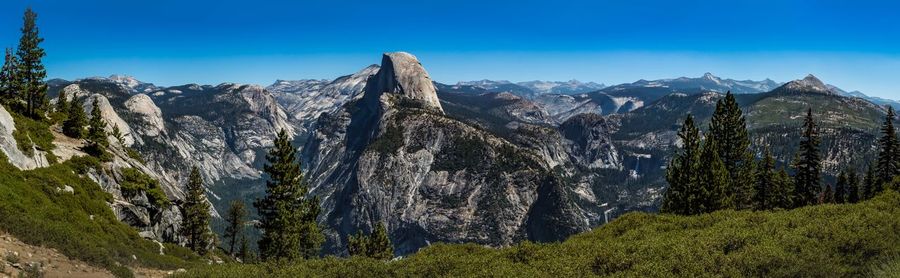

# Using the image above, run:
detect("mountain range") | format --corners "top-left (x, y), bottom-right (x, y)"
top-left (8, 52), bottom-right (891, 258)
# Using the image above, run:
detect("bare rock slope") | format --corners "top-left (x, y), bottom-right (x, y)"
top-left (302, 52), bottom-right (587, 254)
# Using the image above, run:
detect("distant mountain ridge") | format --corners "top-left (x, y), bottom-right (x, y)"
top-left (31, 66), bottom-right (899, 258)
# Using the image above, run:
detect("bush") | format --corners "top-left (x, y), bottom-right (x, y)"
top-left (870, 257), bottom-right (900, 278)
top-left (178, 191), bottom-right (900, 277)
top-left (10, 111), bottom-right (57, 163)
top-left (368, 124), bottom-right (404, 155)
top-left (120, 167), bottom-right (171, 207)
top-left (125, 147), bottom-right (145, 164)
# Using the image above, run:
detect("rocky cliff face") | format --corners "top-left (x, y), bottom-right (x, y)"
top-left (36, 59), bottom-right (892, 259)
top-left (0, 106), bottom-right (50, 170)
top-left (302, 52), bottom-right (587, 255)
top-left (363, 52), bottom-right (444, 114)
top-left (81, 143), bottom-right (186, 244)
top-left (51, 79), bottom-right (296, 220)
top-left (559, 113), bottom-right (621, 170)
top-left (0, 98), bottom-right (184, 244)
top-left (268, 65), bottom-right (379, 135)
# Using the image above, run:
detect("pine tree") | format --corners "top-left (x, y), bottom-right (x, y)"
top-left (62, 96), bottom-right (85, 138)
top-left (772, 168), bottom-right (794, 209)
top-left (793, 108), bottom-right (822, 207)
top-left (237, 236), bottom-right (255, 263)
top-left (255, 130), bottom-right (323, 261)
top-left (698, 137), bottom-right (730, 213)
top-left (876, 106), bottom-right (899, 186)
top-left (111, 124), bottom-right (124, 145)
top-left (86, 98), bottom-right (107, 146)
top-left (661, 115), bottom-right (702, 215)
top-left (347, 222), bottom-right (393, 260)
top-left (864, 165), bottom-right (878, 200)
top-left (847, 171), bottom-right (860, 203)
top-left (84, 97), bottom-right (109, 158)
top-left (224, 199), bottom-right (248, 255)
top-left (368, 223), bottom-right (393, 260)
top-left (347, 230), bottom-right (368, 258)
top-left (181, 167), bottom-right (212, 254)
top-left (15, 8), bottom-right (48, 119)
top-left (0, 48), bottom-right (20, 105)
top-left (834, 170), bottom-right (848, 204)
top-left (55, 89), bottom-right (68, 113)
top-left (753, 148), bottom-right (777, 210)
top-left (707, 91), bottom-right (754, 209)
top-left (821, 184), bottom-right (834, 204)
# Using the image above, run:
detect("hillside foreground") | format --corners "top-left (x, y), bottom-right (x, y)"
top-left (179, 191), bottom-right (900, 277)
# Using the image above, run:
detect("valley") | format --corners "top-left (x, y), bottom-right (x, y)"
top-left (0, 4), bottom-right (898, 276)
top-left (24, 51), bottom-right (895, 258)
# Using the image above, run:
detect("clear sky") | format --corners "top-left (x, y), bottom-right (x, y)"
top-left (1, 0), bottom-right (899, 98)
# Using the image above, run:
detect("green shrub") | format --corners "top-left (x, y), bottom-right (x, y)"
top-left (4, 251), bottom-right (19, 264)
top-left (120, 167), bottom-right (171, 207)
top-left (125, 147), bottom-right (145, 164)
top-left (178, 191), bottom-right (900, 278)
top-left (10, 111), bottom-right (57, 163)
top-left (871, 257), bottom-right (900, 278)
top-left (368, 124), bottom-right (404, 155)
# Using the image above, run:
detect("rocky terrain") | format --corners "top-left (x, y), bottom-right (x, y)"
top-left (267, 65), bottom-right (379, 135)
top-left (450, 79), bottom-right (606, 98)
top-left (301, 52), bottom-right (588, 254)
top-left (0, 101), bottom-right (183, 244)
top-left (4, 53), bottom-right (890, 258)
top-left (0, 232), bottom-right (115, 278)
top-left (47, 79), bottom-right (298, 220)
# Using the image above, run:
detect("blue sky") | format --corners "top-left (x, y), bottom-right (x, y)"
top-left (1, 0), bottom-right (899, 98)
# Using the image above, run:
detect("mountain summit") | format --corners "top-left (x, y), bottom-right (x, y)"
top-left (701, 72), bottom-right (721, 82)
top-left (364, 52), bottom-right (444, 113)
top-left (776, 74), bottom-right (834, 94)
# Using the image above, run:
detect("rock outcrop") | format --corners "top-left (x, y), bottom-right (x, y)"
top-left (0, 105), bottom-right (50, 170)
top-left (82, 145), bottom-right (186, 244)
top-left (268, 65), bottom-right (379, 135)
top-left (559, 113), bottom-right (621, 169)
top-left (302, 52), bottom-right (586, 255)
top-left (57, 79), bottom-right (296, 219)
top-left (363, 52), bottom-right (444, 114)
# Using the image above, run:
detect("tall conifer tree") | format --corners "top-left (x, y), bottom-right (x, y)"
top-left (662, 115), bottom-right (702, 215)
top-left (753, 148), bottom-right (777, 210)
top-left (55, 89), bottom-right (68, 113)
top-left (181, 167), bottom-right (212, 254)
top-left (821, 184), bottom-right (834, 204)
top-left (876, 106), bottom-right (899, 186)
top-left (864, 165), bottom-right (878, 200)
top-left (62, 96), bottom-right (85, 138)
top-left (347, 222), bottom-right (393, 260)
top-left (84, 97), bottom-right (108, 158)
top-left (698, 137), bottom-right (730, 213)
top-left (86, 98), bottom-right (107, 145)
top-left (847, 171), bottom-right (860, 203)
top-left (224, 199), bottom-right (248, 255)
top-left (834, 171), bottom-right (848, 204)
top-left (15, 8), bottom-right (48, 119)
top-left (238, 236), bottom-right (255, 263)
top-left (772, 168), bottom-right (794, 209)
top-left (793, 108), bottom-right (822, 207)
top-left (255, 130), bottom-right (323, 261)
top-left (0, 48), bottom-right (19, 105)
top-left (707, 91), bottom-right (754, 209)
